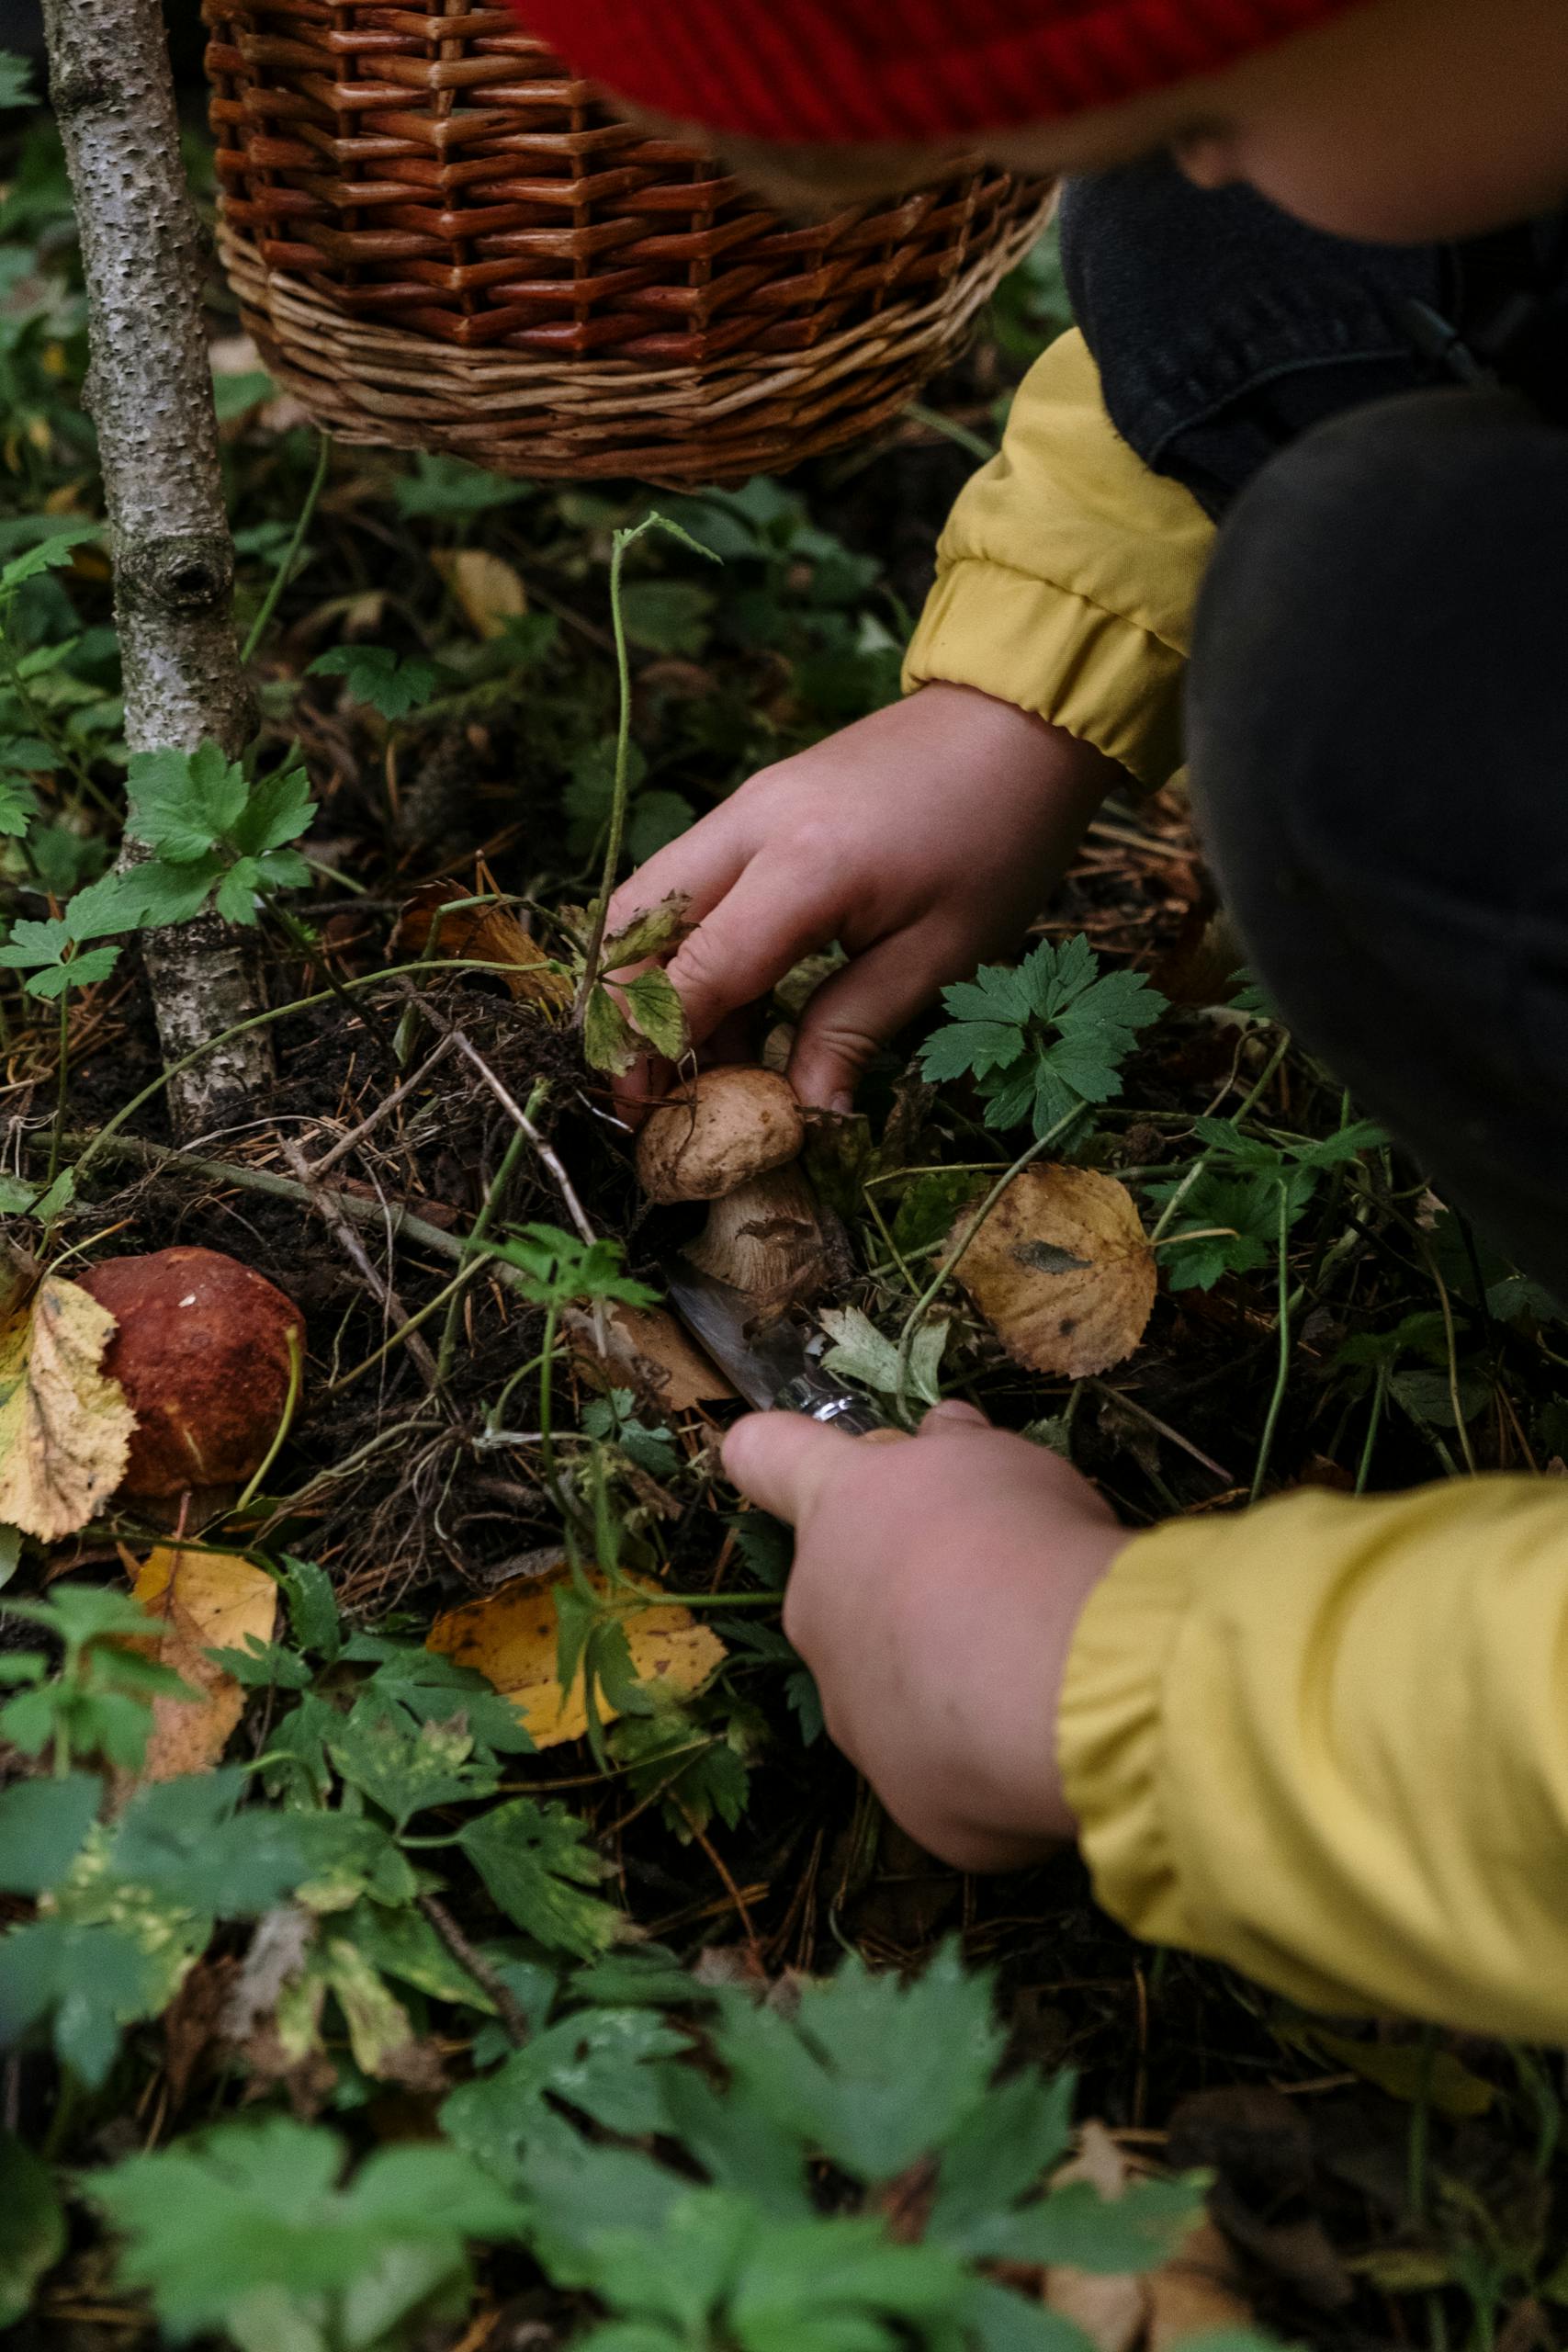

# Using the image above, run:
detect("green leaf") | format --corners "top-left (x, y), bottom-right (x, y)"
top-left (620, 967), bottom-right (689, 1062)
top-left (927, 2069), bottom-right (1077, 2254)
top-left (309, 646), bottom-right (437, 722)
top-left (1303, 2027), bottom-right (1495, 2116)
top-left (443, 2007), bottom-right (688, 2174)
top-left (326, 1692), bottom-right (498, 1831)
top-left (1001, 2174), bottom-right (1206, 2274)
top-left (0, 525), bottom-right (97, 592)
top-left (126, 741), bottom-right (248, 863)
top-left (0, 50), bottom-right (39, 111)
top-left (0, 2129), bottom-right (64, 2328)
top-left (0, 1914), bottom-right (166, 2086)
top-left (24, 944), bottom-right (118, 1000)
top-left (394, 453), bottom-right (529, 520)
top-left (599, 892), bottom-right (693, 971)
top-left (94, 2117), bottom-right (525, 2344)
top-left (276, 1553), bottom-right (342, 1662)
top-left (618, 580), bottom-right (713, 657)
top-left (0, 1772), bottom-right (100, 1895)
top-left (818, 1305), bottom-right (947, 1408)
top-left (714, 1942), bottom-right (1004, 2187)
top-left (457, 1797), bottom-right (622, 1959)
top-left (107, 1770), bottom-right (310, 1918)
top-left (0, 773), bottom-right (38, 835)
top-left (583, 983), bottom-right (641, 1077)
top-left (342, 1897), bottom-right (495, 2014)
top-left (228, 762), bottom-right (316, 856)
top-left (338, 1633), bottom-right (535, 1756)
top-left (922, 938), bottom-right (1166, 1143)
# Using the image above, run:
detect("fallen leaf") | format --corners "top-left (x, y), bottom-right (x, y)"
top-left (819, 1304), bottom-right (947, 1407)
top-left (567, 1299), bottom-right (736, 1410)
top-left (436, 547), bottom-right (527, 639)
top-left (398, 880), bottom-right (570, 1012)
top-left (427, 1566), bottom-right (727, 1749)
top-left (124, 1545), bottom-right (277, 1780)
top-left (951, 1165), bottom-right (1155, 1379)
top-left (1145, 2219), bottom-right (1254, 2346)
top-left (0, 1269), bottom-right (133, 1539)
top-left (1045, 2124), bottom-right (1147, 2352)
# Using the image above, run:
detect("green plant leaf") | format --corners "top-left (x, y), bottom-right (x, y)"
top-left (126, 741), bottom-right (248, 863)
top-left (599, 892), bottom-right (693, 971)
top-left (94, 2116), bottom-right (525, 2345)
top-left (326, 1693), bottom-right (498, 1831)
top-left (443, 2006), bottom-right (689, 2174)
top-left (0, 1914), bottom-right (167, 2086)
top-left (0, 1771), bottom-right (100, 1894)
top-left (228, 762), bottom-right (316, 857)
top-left (0, 49), bottom-right (39, 111)
top-left (0, 524), bottom-right (97, 592)
top-left (819, 1304), bottom-right (947, 1408)
top-left (583, 982), bottom-right (641, 1076)
top-left (457, 1797), bottom-right (622, 1959)
top-left (309, 646), bottom-right (437, 722)
top-left (620, 968), bottom-right (689, 1062)
top-left (713, 1942), bottom-right (1004, 2187)
top-left (921, 938), bottom-right (1166, 1142)
top-left (0, 2128), bottom-right (64, 2328)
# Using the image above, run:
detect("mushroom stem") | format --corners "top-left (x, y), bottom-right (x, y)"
top-left (684, 1163), bottom-right (828, 1307)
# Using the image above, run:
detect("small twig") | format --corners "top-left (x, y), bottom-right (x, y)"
top-left (416, 1893), bottom-right (529, 2049)
top-left (412, 1002), bottom-right (598, 1247)
top-left (1088, 1380), bottom-right (1233, 1485)
top-left (305, 1032), bottom-right (458, 1175)
top-left (1249, 1178), bottom-right (1293, 1504)
top-left (434, 1113), bottom-right (536, 1390)
top-left (281, 1137), bottom-right (440, 1387)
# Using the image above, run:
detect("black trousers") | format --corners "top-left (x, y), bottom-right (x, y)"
top-left (1060, 165), bottom-right (1568, 1297)
top-left (1190, 387), bottom-right (1568, 1301)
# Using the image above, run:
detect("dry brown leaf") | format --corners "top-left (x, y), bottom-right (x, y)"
top-left (952, 1164), bottom-right (1155, 1379)
top-left (1145, 2220), bottom-right (1254, 2347)
top-left (427, 1566), bottom-right (727, 1749)
top-left (398, 880), bottom-right (571, 1012)
top-left (0, 1270), bottom-right (134, 1539)
top-left (567, 1298), bottom-right (737, 1411)
top-left (1045, 2125), bottom-right (1148, 2352)
top-left (436, 547), bottom-right (527, 639)
top-left (125, 1545), bottom-right (278, 1781)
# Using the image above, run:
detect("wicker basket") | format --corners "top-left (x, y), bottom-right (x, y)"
top-left (202, 3), bottom-right (1055, 486)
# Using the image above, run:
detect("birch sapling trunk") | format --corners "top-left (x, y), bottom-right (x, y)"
top-left (40, 0), bottom-right (273, 1132)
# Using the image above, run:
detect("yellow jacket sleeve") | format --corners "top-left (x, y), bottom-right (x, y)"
top-left (1058, 1478), bottom-right (1568, 2041)
top-left (902, 329), bottom-right (1213, 790)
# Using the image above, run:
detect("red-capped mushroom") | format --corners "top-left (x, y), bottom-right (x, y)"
top-left (78, 1246), bottom-right (303, 1498)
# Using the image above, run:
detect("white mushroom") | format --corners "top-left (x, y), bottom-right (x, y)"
top-left (637, 1067), bottom-right (827, 1306)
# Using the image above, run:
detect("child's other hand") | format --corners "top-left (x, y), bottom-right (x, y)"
top-left (605, 684), bottom-right (1119, 1114)
top-left (724, 1399), bottom-right (1127, 1871)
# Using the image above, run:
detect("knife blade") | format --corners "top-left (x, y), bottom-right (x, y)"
top-left (661, 1259), bottom-right (896, 1436)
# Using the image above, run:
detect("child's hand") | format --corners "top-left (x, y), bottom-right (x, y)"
top-left (724, 1399), bottom-right (1128, 1871)
top-left (605, 684), bottom-right (1118, 1114)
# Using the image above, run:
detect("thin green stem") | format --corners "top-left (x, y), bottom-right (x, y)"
top-left (572, 527), bottom-right (638, 1022)
top-left (1354, 1361), bottom-right (1388, 1496)
top-left (242, 432), bottom-right (330, 665)
top-left (1149, 1028), bottom-right (1292, 1244)
top-left (1421, 1233), bottom-right (1480, 1476)
top-left (233, 1327), bottom-right (304, 1515)
top-left (434, 1108), bottom-right (537, 1389)
top-left (1248, 1176), bottom-right (1292, 1504)
top-left (905, 400), bottom-right (996, 463)
top-left (537, 1299), bottom-right (561, 1497)
top-left (48, 980), bottom-right (69, 1188)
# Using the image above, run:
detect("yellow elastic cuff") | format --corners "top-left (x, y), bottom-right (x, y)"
top-left (903, 557), bottom-right (1187, 792)
top-left (1055, 1523), bottom-right (1200, 1952)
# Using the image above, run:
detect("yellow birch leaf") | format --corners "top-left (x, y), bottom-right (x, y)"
top-left (126, 1545), bottom-right (278, 1781)
top-left (0, 1272), bottom-right (134, 1540)
top-left (398, 881), bottom-right (571, 1013)
top-left (427, 1567), bottom-right (727, 1750)
top-left (567, 1299), bottom-right (737, 1411)
top-left (436, 548), bottom-right (527, 640)
top-left (952, 1164), bottom-right (1155, 1380)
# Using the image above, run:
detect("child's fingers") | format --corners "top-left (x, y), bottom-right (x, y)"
top-left (723, 1408), bottom-right (857, 1524)
top-left (660, 857), bottom-right (838, 1051)
top-left (787, 925), bottom-right (953, 1111)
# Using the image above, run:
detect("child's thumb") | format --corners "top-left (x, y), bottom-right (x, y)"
top-left (723, 1409), bottom-right (855, 1524)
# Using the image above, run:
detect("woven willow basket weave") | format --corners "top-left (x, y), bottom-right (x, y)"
top-left (203, 3), bottom-right (1055, 485)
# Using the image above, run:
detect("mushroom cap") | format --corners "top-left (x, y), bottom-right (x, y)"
top-left (637, 1066), bottom-right (806, 1204)
top-left (77, 1246), bottom-right (304, 1498)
